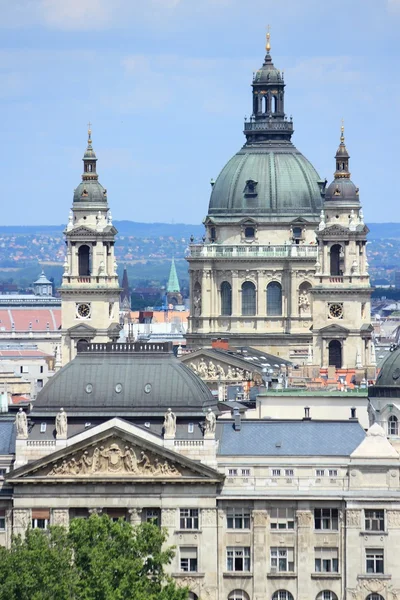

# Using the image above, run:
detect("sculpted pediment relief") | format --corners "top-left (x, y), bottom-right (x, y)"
top-left (185, 356), bottom-right (254, 382)
top-left (11, 428), bottom-right (222, 483)
top-left (319, 224), bottom-right (349, 236)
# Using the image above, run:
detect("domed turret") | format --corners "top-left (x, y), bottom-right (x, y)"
top-left (73, 124), bottom-right (108, 205)
top-left (207, 32), bottom-right (324, 221)
top-left (324, 124), bottom-right (360, 205)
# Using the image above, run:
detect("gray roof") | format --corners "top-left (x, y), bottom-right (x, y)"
top-left (217, 420), bottom-right (365, 457)
top-left (369, 344), bottom-right (400, 399)
top-left (208, 145), bottom-right (323, 220)
top-left (34, 344), bottom-right (216, 415)
top-left (0, 419), bottom-right (16, 454)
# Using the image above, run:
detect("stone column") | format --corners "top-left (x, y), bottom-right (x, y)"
top-left (296, 510), bottom-right (313, 600)
top-left (128, 508), bottom-right (142, 526)
top-left (231, 270), bottom-right (239, 317)
top-left (13, 509), bottom-right (31, 537)
top-left (51, 508), bottom-right (70, 528)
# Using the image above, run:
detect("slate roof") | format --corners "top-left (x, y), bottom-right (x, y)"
top-left (217, 420), bottom-right (366, 457)
top-left (0, 419), bottom-right (16, 454)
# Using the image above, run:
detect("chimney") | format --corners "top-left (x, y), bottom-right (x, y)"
top-left (233, 407), bottom-right (241, 431)
top-left (211, 338), bottom-right (229, 350)
top-left (303, 406), bottom-right (311, 420)
top-left (350, 407), bottom-right (357, 420)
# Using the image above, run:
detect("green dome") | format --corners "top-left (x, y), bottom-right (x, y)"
top-left (369, 345), bottom-right (400, 399)
top-left (73, 180), bottom-right (107, 204)
top-left (208, 145), bottom-right (323, 219)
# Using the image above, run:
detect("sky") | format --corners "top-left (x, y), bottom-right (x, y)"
top-left (0, 0), bottom-right (399, 226)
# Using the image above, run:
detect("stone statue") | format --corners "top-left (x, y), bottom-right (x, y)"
top-left (193, 286), bottom-right (202, 316)
top-left (298, 291), bottom-right (310, 315)
top-left (351, 260), bottom-right (359, 275)
top-left (98, 261), bottom-right (105, 276)
top-left (318, 209), bottom-right (325, 231)
top-left (107, 210), bottom-right (113, 225)
top-left (190, 362), bottom-right (198, 374)
top-left (15, 408), bottom-right (28, 438)
top-left (55, 407), bottom-right (68, 439)
top-left (349, 209), bottom-right (357, 230)
top-left (204, 408), bottom-right (216, 435)
top-left (235, 368), bottom-right (244, 380)
top-left (96, 211), bottom-right (102, 231)
top-left (208, 361), bottom-right (217, 379)
top-left (163, 407), bottom-right (176, 437)
top-left (227, 366), bottom-right (235, 380)
top-left (198, 359), bottom-right (208, 378)
top-left (67, 210), bottom-right (73, 231)
top-left (315, 259), bottom-right (321, 275)
top-left (216, 364), bottom-right (225, 379)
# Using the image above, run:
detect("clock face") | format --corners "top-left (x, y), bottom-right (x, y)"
top-left (329, 303), bottom-right (343, 319)
top-left (77, 303), bottom-right (91, 318)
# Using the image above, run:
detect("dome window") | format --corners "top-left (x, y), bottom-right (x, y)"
top-left (210, 226), bottom-right (217, 243)
top-left (244, 179), bottom-right (258, 198)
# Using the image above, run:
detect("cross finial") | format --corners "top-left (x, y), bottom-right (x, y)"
top-left (266, 25), bottom-right (271, 53)
top-left (340, 118), bottom-right (345, 143)
top-left (87, 121), bottom-right (92, 145)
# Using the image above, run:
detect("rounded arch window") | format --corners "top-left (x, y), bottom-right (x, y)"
top-left (78, 244), bottom-right (91, 277)
top-left (317, 592), bottom-right (338, 600)
top-left (328, 340), bottom-right (342, 369)
top-left (241, 281), bottom-right (256, 316)
top-left (221, 281), bottom-right (232, 316)
top-left (272, 591), bottom-right (294, 600)
top-left (76, 339), bottom-right (89, 352)
top-left (267, 281), bottom-right (282, 316)
top-left (188, 594), bottom-right (199, 600)
top-left (330, 243), bottom-right (343, 276)
top-left (366, 595), bottom-right (384, 600)
top-left (388, 415), bottom-right (398, 436)
top-left (228, 591), bottom-right (250, 600)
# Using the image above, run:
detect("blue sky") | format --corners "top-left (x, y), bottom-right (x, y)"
top-left (0, 0), bottom-right (399, 225)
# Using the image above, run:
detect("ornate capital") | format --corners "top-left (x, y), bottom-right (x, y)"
top-left (346, 509), bottom-right (361, 528)
top-left (296, 510), bottom-right (312, 528)
top-left (128, 508), bottom-right (142, 524)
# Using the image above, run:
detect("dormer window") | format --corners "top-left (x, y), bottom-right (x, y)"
top-left (245, 226), bottom-right (255, 240)
top-left (244, 180), bottom-right (258, 197)
top-left (210, 226), bottom-right (217, 243)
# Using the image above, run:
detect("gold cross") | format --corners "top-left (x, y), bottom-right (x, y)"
top-left (266, 24), bottom-right (271, 52)
top-left (87, 121), bottom-right (92, 131)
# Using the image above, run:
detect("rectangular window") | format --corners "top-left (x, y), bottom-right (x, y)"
top-left (365, 510), bottom-right (384, 532)
top-left (226, 508), bottom-right (251, 530)
top-left (31, 509), bottom-right (50, 529)
top-left (285, 469), bottom-right (294, 477)
top-left (40, 423), bottom-right (47, 433)
top-left (188, 423), bottom-right (194, 434)
top-left (145, 509), bottom-right (160, 527)
top-left (329, 469), bottom-right (338, 477)
top-left (272, 469), bottom-right (281, 477)
top-left (314, 508), bottom-right (339, 530)
top-left (241, 469), bottom-right (250, 477)
top-left (270, 507), bottom-right (295, 530)
top-left (228, 469), bottom-right (238, 476)
top-left (0, 510), bottom-right (5, 531)
top-left (226, 547), bottom-right (251, 572)
top-left (315, 547), bottom-right (339, 573)
top-left (270, 547), bottom-right (294, 572)
top-left (32, 518), bottom-right (49, 530)
top-left (180, 547), bottom-right (198, 572)
top-left (180, 509), bottom-right (199, 530)
top-left (315, 469), bottom-right (325, 477)
top-left (366, 549), bottom-right (384, 574)
top-left (40, 366), bottom-right (44, 373)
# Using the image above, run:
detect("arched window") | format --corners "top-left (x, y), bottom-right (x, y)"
top-left (388, 415), bottom-right (398, 436)
top-left (188, 594), bottom-right (198, 600)
top-left (263, 96), bottom-right (268, 113)
top-left (272, 591), bottom-right (294, 600)
top-left (221, 282), bottom-right (232, 316)
top-left (267, 281), bottom-right (282, 316)
top-left (242, 281), bottom-right (256, 316)
top-left (76, 339), bottom-right (89, 352)
top-left (78, 245), bottom-right (90, 276)
top-left (330, 244), bottom-right (342, 276)
top-left (228, 591), bottom-right (250, 600)
top-left (316, 592), bottom-right (338, 600)
top-left (366, 595), bottom-right (384, 600)
top-left (328, 340), bottom-right (342, 369)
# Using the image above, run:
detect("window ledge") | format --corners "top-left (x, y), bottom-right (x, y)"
top-left (357, 575), bottom-right (392, 581)
top-left (270, 529), bottom-right (296, 533)
top-left (174, 530), bottom-right (202, 535)
top-left (360, 531), bottom-right (388, 536)
top-left (311, 573), bottom-right (341, 579)
top-left (223, 572), bottom-right (253, 578)
top-left (173, 573), bottom-right (205, 578)
top-left (267, 572), bottom-right (297, 579)
top-left (314, 530), bottom-right (339, 533)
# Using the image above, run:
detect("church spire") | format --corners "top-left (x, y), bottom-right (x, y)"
top-left (334, 120), bottom-right (351, 179)
top-left (167, 258), bottom-right (180, 293)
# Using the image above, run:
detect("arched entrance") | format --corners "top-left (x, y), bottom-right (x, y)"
top-left (328, 340), bottom-right (342, 368)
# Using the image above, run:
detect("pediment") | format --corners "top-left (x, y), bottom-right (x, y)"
top-left (67, 322), bottom-right (97, 338)
top-left (10, 424), bottom-right (222, 484)
top-left (319, 224), bottom-right (349, 236)
top-left (290, 217), bottom-right (310, 224)
top-left (68, 226), bottom-right (97, 236)
top-left (319, 323), bottom-right (350, 335)
top-left (181, 349), bottom-right (260, 382)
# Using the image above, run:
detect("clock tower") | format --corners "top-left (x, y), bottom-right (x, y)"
top-left (312, 125), bottom-right (374, 371)
top-left (60, 126), bottom-right (122, 365)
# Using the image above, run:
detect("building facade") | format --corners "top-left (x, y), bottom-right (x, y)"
top-left (186, 35), bottom-right (373, 371)
top-left (60, 127), bottom-right (122, 364)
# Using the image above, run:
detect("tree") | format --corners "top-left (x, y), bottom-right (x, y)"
top-left (0, 515), bottom-right (188, 600)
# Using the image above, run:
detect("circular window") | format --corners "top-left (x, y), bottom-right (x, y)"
top-left (115, 383), bottom-right (123, 393)
top-left (144, 383), bottom-right (152, 394)
top-left (85, 383), bottom-right (93, 394)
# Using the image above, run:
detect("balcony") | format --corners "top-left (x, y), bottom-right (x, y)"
top-left (244, 120), bottom-right (294, 133)
top-left (188, 244), bottom-right (318, 260)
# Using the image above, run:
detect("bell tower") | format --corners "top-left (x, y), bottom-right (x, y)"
top-left (60, 125), bottom-right (122, 365)
top-left (312, 125), bottom-right (374, 372)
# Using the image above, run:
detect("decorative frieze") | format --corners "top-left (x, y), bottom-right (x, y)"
top-left (161, 508), bottom-right (176, 527)
top-left (387, 510), bottom-right (400, 528)
top-left (51, 509), bottom-right (69, 528)
top-left (296, 510), bottom-right (312, 527)
top-left (346, 509), bottom-right (361, 528)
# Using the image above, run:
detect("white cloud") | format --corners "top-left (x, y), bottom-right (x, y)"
top-left (39, 0), bottom-right (119, 30)
top-left (388, 0), bottom-right (400, 11)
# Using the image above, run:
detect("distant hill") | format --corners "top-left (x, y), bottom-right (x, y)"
top-left (368, 223), bottom-right (400, 238)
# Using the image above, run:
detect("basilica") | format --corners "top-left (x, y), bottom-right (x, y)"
top-left (187, 33), bottom-right (373, 372)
